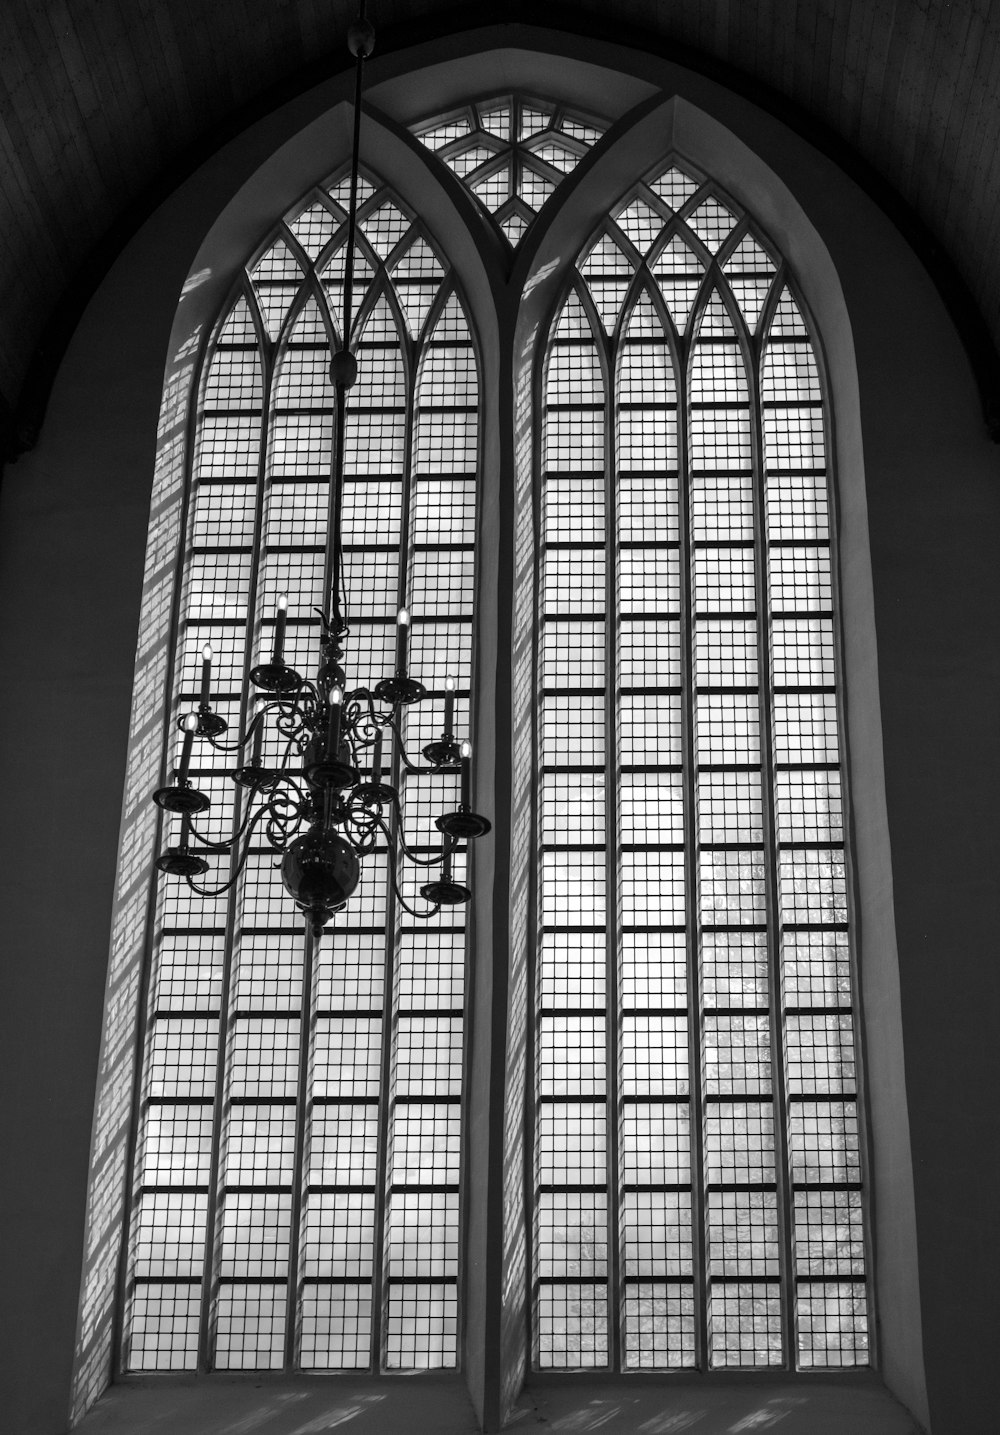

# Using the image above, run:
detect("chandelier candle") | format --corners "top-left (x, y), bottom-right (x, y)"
top-left (251, 700), bottom-right (264, 765)
top-left (461, 740), bottom-right (472, 809)
top-left (326, 685), bottom-right (343, 754)
top-left (272, 595), bottom-right (288, 665)
top-left (176, 713), bottom-right (199, 785)
top-left (395, 607), bottom-right (410, 678)
top-left (444, 674), bottom-right (456, 735)
top-left (199, 645), bottom-right (213, 708)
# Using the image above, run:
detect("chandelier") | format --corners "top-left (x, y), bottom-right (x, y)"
top-left (152, 5), bottom-right (490, 933)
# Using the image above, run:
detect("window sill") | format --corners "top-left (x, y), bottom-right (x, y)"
top-left (73, 1369), bottom-right (925, 1435)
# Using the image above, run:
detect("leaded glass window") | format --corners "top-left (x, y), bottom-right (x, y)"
top-left (412, 94), bottom-right (606, 247)
top-left (115, 123), bottom-right (875, 1395)
top-left (122, 171), bottom-right (478, 1372)
top-left (533, 161), bottom-right (870, 1371)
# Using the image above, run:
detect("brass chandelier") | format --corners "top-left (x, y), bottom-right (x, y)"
top-left (153, 4), bottom-right (489, 932)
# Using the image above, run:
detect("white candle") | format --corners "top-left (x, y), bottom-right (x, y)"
top-left (461, 739), bottom-right (471, 809)
top-left (177, 712), bottom-right (200, 784)
top-left (395, 606), bottom-right (409, 676)
top-left (199, 644), bottom-right (213, 708)
top-left (272, 595), bottom-right (288, 664)
top-left (327, 685), bottom-right (343, 756)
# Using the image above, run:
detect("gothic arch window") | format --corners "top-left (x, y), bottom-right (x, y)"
top-left (76, 87), bottom-right (891, 1425)
top-left (121, 170), bottom-right (479, 1373)
top-left (532, 161), bottom-right (870, 1372)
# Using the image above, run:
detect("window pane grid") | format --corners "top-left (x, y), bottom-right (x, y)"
top-left (126, 178), bottom-right (476, 1373)
top-left (383, 424), bottom-right (471, 1363)
top-left (535, 285), bottom-right (611, 1367)
top-left (129, 150), bottom-right (870, 1388)
top-left (532, 179), bottom-right (869, 1373)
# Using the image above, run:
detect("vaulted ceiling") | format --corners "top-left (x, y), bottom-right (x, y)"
top-left (2, 0), bottom-right (999, 447)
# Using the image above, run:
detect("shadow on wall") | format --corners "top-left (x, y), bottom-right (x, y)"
top-left (73, 1373), bottom-right (925, 1435)
top-left (75, 1376), bottom-right (479, 1434)
top-left (511, 1380), bottom-right (926, 1433)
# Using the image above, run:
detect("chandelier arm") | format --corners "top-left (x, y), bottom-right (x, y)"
top-left (265, 805), bottom-right (305, 850)
top-left (184, 769), bottom-right (296, 852)
top-left (374, 817), bottom-right (441, 919)
top-left (223, 694), bottom-right (309, 763)
top-left (282, 733), bottom-right (303, 768)
top-left (386, 799), bottom-right (453, 868)
top-left (203, 732), bottom-right (244, 755)
top-left (395, 842), bottom-right (451, 869)
top-left (273, 700), bottom-right (312, 739)
top-left (341, 811), bottom-right (380, 855)
top-left (182, 829), bottom-right (232, 854)
top-left (267, 778), bottom-right (310, 827)
top-left (346, 697), bottom-right (389, 764)
top-left (382, 713), bottom-right (431, 774)
top-left (204, 691), bottom-right (309, 755)
top-left (378, 711), bottom-right (461, 779)
top-left (267, 681), bottom-right (310, 722)
top-left (212, 768), bottom-right (312, 851)
top-left (296, 680), bottom-right (322, 716)
top-left (344, 690), bottom-right (378, 737)
top-left (208, 700), bottom-right (294, 762)
top-left (343, 793), bottom-right (387, 833)
top-left (183, 801), bottom-right (277, 899)
top-left (259, 716), bottom-right (309, 779)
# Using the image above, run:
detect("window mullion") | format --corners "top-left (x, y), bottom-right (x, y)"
top-left (369, 307), bottom-right (415, 1371)
top-left (115, 286), bottom-right (224, 1379)
top-left (678, 326), bottom-right (709, 1371)
top-left (604, 328), bottom-right (621, 1371)
top-left (199, 293), bottom-right (274, 1372)
top-left (749, 312), bottom-right (796, 1369)
top-left (283, 287), bottom-right (341, 1374)
top-left (284, 926), bottom-right (317, 1368)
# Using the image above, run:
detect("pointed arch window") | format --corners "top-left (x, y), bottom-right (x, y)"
top-left (412, 94), bottom-right (607, 247)
top-left (122, 171), bottom-right (479, 1373)
top-left (533, 162), bottom-right (869, 1372)
top-left (88, 103), bottom-right (886, 1417)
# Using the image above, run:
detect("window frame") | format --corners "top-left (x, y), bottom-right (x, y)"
top-left (71, 69), bottom-right (925, 1431)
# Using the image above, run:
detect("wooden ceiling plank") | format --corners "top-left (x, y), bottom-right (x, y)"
top-left (855, 0), bottom-right (896, 163)
top-left (937, 6), bottom-right (990, 237)
top-left (819, 0), bottom-right (850, 133)
top-left (836, 1), bottom-right (870, 145)
top-left (888, 0), bottom-right (932, 185)
top-left (916, 0), bottom-right (976, 216)
top-left (2, 0), bottom-right (1000, 423)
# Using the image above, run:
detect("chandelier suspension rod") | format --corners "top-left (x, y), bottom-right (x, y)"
top-left (327, 0), bottom-right (371, 632)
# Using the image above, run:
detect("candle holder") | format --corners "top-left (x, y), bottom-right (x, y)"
top-left (155, 608), bottom-right (489, 929)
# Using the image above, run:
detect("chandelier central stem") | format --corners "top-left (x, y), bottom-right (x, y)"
top-left (326, 0), bottom-right (371, 632)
